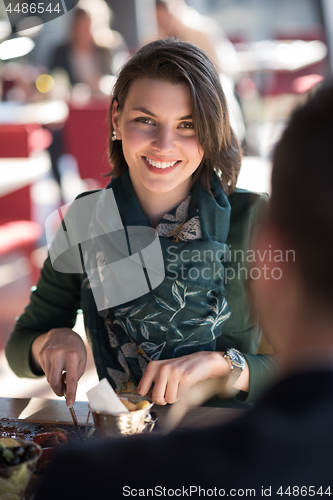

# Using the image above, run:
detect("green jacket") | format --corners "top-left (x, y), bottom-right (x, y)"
top-left (6, 187), bottom-right (278, 404)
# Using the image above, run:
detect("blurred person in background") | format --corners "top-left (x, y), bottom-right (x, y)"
top-left (49, 1), bottom-right (129, 92)
top-left (152, 0), bottom-right (245, 142)
top-left (154, 0), bottom-right (241, 78)
top-left (35, 81), bottom-right (333, 499)
top-left (47, 1), bottom-right (129, 193)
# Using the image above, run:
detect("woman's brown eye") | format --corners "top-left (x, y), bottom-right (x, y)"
top-left (137, 117), bottom-right (153, 124)
top-left (180, 122), bottom-right (194, 129)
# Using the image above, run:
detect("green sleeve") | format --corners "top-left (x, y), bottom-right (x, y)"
top-left (220, 189), bottom-right (280, 403)
top-left (5, 256), bottom-right (82, 378)
top-left (240, 353), bottom-right (280, 404)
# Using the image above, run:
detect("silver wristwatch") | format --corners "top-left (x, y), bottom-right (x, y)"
top-left (224, 348), bottom-right (246, 385)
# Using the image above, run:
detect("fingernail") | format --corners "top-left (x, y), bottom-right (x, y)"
top-left (66, 399), bottom-right (74, 407)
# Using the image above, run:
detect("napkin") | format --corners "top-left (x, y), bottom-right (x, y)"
top-left (86, 378), bottom-right (129, 414)
top-left (18, 398), bottom-right (50, 420)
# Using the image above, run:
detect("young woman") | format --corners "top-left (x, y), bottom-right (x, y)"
top-left (6, 39), bottom-right (277, 406)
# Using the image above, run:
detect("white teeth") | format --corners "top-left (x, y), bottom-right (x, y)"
top-left (145, 157), bottom-right (178, 169)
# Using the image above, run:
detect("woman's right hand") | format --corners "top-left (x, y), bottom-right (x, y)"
top-left (31, 328), bottom-right (87, 406)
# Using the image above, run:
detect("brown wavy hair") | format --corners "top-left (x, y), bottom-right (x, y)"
top-left (107, 38), bottom-right (241, 196)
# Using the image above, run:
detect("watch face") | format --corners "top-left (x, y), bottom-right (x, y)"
top-left (228, 349), bottom-right (246, 369)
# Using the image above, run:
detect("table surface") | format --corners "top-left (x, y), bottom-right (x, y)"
top-left (0, 396), bottom-right (244, 430)
top-left (0, 100), bottom-right (69, 126)
top-left (237, 39), bottom-right (327, 72)
top-left (0, 153), bottom-right (51, 198)
top-left (0, 396), bottom-right (244, 499)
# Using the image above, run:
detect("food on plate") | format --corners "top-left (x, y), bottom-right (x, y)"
top-left (32, 432), bottom-right (68, 470)
top-left (0, 421), bottom-right (92, 474)
top-left (38, 447), bottom-right (57, 470)
top-left (33, 431), bottom-right (68, 448)
top-left (0, 438), bottom-right (41, 500)
top-left (135, 400), bottom-right (151, 410)
top-left (119, 399), bottom-right (137, 411)
top-left (0, 438), bottom-right (39, 468)
top-left (119, 398), bottom-right (151, 412)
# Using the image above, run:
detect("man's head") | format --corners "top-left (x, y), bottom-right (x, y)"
top-left (252, 84), bottom-right (333, 355)
top-left (270, 84), bottom-right (333, 306)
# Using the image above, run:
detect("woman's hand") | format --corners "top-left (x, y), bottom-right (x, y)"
top-left (136, 351), bottom-right (232, 405)
top-left (31, 328), bottom-right (87, 406)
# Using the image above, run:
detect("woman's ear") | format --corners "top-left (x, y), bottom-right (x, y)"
top-left (111, 99), bottom-right (122, 140)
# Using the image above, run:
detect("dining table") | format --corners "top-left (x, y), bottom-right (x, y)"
top-left (236, 39), bottom-right (327, 74)
top-left (0, 395), bottom-right (245, 498)
top-left (0, 396), bottom-right (245, 427)
top-left (0, 101), bottom-right (68, 126)
top-left (0, 153), bottom-right (51, 199)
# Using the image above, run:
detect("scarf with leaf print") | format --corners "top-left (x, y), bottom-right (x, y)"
top-left (81, 168), bottom-right (231, 393)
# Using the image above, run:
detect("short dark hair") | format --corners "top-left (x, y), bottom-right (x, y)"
top-left (269, 82), bottom-right (333, 303)
top-left (107, 38), bottom-right (241, 196)
top-left (72, 7), bottom-right (90, 24)
top-left (155, 0), bottom-right (169, 7)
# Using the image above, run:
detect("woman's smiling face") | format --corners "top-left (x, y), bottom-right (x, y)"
top-left (112, 78), bottom-right (204, 204)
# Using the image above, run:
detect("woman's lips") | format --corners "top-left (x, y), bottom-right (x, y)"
top-left (142, 156), bottom-right (181, 174)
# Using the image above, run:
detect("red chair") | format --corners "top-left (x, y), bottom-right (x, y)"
top-left (63, 100), bottom-right (111, 187)
top-left (0, 124), bottom-right (46, 282)
top-left (0, 123), bottom-right (41, 157)
top-left (0, 124), bottom-right (53, 349)
top-left (0, 216), bottom-right (42, 350)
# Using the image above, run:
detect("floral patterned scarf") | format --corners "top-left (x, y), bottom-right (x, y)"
top-left (81, 169), bottom-right (231, 393)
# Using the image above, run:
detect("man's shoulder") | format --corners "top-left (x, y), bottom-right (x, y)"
top-left (228, 188), bottom-right (268, 219)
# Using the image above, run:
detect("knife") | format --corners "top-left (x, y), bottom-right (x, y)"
top-left (62, 372), bottom-right (84, 443)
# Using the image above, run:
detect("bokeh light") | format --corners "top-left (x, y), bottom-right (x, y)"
top-left (36, 74), bottom-right (55, 94)
top-left (0, 37), bottom-right (35, 60)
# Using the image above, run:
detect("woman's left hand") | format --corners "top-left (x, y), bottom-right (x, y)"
top-left (136, 351), bottom-right (231, 405)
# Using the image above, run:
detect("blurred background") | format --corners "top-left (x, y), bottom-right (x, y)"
top-left (0, 0), bottom-right (332, 401)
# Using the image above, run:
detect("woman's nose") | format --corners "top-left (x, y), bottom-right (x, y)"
top-left (151, 126), bottom-right (175, 153)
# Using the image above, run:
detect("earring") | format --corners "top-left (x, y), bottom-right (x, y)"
top-left (112, 131), bottom-right (117, 141)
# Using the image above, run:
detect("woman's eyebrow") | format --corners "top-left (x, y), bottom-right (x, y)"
top-left (132, 107), bottom-right (192, 120)
top-left (132, 107), bottom-right (155, 116)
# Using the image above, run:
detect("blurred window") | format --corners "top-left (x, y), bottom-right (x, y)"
top-left (186, 0), bottom-right (325, 42)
